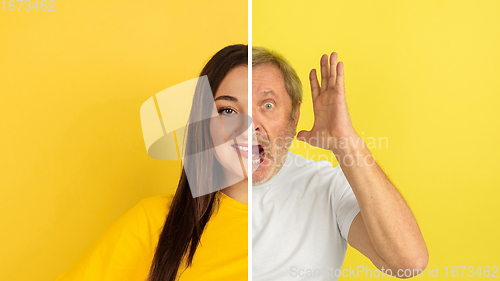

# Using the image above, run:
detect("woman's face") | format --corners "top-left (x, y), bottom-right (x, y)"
top-left (210, 65), bottom-right (254, 181)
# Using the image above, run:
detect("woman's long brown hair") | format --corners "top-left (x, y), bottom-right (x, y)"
top-left (146, 44), bottom-right (248, 281)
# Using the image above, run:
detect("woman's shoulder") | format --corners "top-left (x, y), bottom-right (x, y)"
top-left (54, 194), bottom-right (175, 281)
top-left (138, 193), bottom-right (175, 227)
top-left (140, 193), bottom-right (175, 208)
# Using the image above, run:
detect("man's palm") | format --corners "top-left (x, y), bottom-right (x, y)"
top-left (297, 52), bottom-right (356, 151)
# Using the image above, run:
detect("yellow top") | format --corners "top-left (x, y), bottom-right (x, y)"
top-left (55, 192), bottom-right (248, 281)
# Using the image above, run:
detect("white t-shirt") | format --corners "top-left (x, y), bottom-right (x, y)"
top-left (253, 152), bottom-right (361, 280)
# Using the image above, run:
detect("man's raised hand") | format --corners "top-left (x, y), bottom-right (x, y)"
top-left (297, 52), bottom-right (357, 152)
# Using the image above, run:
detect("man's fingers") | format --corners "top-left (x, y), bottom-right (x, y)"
top-left (296, 130), bottom-right (311, 144)
top-left (328, 52), bottom-right (338, 90)
top-left (310, 69), bottom-right (320, 100)
top-left (336, 61), bottom-right (345, 88)
top-left (297, 130), bottom-right (321, 147)
top-left (320, 54), bottom-right (329, 92)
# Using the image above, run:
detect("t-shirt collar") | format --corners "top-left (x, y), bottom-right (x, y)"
top-left (252, 151), bottom-right (293, 188)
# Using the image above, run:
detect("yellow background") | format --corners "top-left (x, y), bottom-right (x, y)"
top-left (254, 0), bottom-right (500, 279)
top-left (0, 1), bottom-right (246, 280)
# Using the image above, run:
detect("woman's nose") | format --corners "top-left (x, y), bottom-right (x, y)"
top-left (220, 113), bottom-right (251, 141)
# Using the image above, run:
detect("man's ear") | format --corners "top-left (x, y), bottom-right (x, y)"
top-left (294, 102), bottom-right (301, 127)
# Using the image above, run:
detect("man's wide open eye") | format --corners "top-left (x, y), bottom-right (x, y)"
top-left (264, 102), bottom-right (274, 110)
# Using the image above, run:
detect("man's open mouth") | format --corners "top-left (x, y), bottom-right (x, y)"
top-left (252, 144), bottom-right (265, 164)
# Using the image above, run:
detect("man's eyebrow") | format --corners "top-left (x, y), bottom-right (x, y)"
top-left (261, 90), bottom-right (276, 97)
top-left (214, 95), bottom-right (238, 102)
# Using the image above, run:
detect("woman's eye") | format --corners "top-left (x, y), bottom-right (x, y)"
top-left (218, 108), bottom-right (236, 116)
top-left (264, 102), bottom-right (274, 110)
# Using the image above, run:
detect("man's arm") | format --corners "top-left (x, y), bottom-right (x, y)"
top-left (337, 135), bottom-right (428, 278)
top-left (297, 52), bottom-right (428, 278)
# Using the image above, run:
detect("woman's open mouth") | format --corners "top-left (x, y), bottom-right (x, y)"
top-left (231, 144), bottom-right (265, 172)
top-left (231, 144), bottom-right (249, 159)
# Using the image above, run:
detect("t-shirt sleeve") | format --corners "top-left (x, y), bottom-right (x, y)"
top-left (55, 199), bottom-right (155, 281)
top-left (332, 166), bottom-right (361, 243)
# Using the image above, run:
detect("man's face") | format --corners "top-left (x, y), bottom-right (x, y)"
top-left (252, 63), bottom-right (299, 185)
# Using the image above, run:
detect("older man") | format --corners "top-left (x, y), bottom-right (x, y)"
top-left (252, 46), bottom-right (428, 280)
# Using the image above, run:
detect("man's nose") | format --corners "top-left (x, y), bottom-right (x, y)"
top-left (250, 103), bottom-right (259, 130)
top-left (251, 108), bottom-right (261, 132)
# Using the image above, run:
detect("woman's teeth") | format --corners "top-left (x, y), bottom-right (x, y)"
top-left (231, 144), bottom-right (264, 164)
top-left (232, 145), bottom-right (248, 151)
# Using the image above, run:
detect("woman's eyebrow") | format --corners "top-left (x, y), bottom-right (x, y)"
top-left (214, 95), bottom-right (238, 102)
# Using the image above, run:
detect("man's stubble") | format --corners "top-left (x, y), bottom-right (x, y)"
top-left (253, 118), bottom-right (297, 185)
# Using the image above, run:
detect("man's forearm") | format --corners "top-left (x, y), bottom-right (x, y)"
top-left (332, 134), bottom-right (428, 270)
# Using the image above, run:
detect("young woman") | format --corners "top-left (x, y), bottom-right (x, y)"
top-left (56, 44), bottom-right (250, 281)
